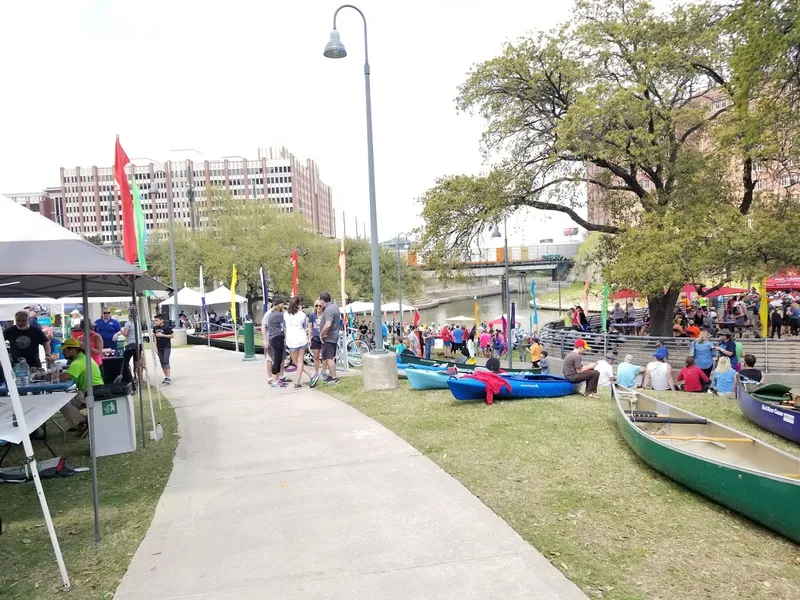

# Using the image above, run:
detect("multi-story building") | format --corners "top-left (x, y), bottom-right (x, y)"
top-left (5, 147), bottom-right (335, 244)
top-left (586, 88), bottom-right (800, 227)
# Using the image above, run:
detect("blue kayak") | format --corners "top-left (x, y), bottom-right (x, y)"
top-left (447, 374), bottom-right (579, 401)
top-left (398, 362), bottom-right (448, 379)
top-left (406, 368), bottom-right (459, 390)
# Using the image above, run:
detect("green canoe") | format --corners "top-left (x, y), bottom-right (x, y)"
top-left (612, 385), bottom-right (800, 543)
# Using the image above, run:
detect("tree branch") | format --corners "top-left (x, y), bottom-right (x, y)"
top-left (514, 195), bottom-right (621, 234)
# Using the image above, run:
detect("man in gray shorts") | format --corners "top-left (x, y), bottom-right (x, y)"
top-left (311, 291), bottom-right (340, 387)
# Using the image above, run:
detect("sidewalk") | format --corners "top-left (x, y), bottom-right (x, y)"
top-left (115, 346), bottom-right (587, 599)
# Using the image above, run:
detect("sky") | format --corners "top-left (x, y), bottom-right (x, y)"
top-left (0, 0), bottom-right (583, 247)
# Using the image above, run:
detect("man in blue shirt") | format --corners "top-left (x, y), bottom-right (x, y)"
top-left (94, 308), bottom-right (122, 349)
top-left (452, 325), bottom-right (464, 353)
top-left (616, 354), bottom-right (645, 388)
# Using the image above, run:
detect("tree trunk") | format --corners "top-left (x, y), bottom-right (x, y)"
top-left (245, 292), bottom-right (261, 321)
top-left (647, 287), bottom-right (681, 337)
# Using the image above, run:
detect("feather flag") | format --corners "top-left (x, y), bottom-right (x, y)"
top-left (760, 278), bottom-right (769, 338)
top-left (338, 237), bottom-right (347, 306)
top-left (510, 302), bottom-right (516, 349)
top-left (259, 265), bottom-right (269, 307)
top-left (199, 265), bottom-right (207, 323)
top-left (601, 282), bottom-right (610, 332)
top-left (530, 280), bottom-right (539, 334)
top-left (413, 309), bottom-right (421, 327)
top-left (349, 306), bottom-right (355, 329)
top-left (584, 278), bottom-right (590, 314)
top-left (473, 296), bottom-right (480, 334)
top-left (230, 265), bottom-right (238, 322)
top-left (114, 136), bottom-right (137, 264)
top-left (291, 248), bottom-right (299, 297)
top-left (131, 179), bottom-right (148, 270)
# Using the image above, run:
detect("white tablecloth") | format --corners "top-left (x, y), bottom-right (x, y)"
top-left (0, 392), bottom-right (73, 444)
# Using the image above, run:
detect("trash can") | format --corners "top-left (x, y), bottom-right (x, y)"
top-left (90, 393), bottom-right (136, 457)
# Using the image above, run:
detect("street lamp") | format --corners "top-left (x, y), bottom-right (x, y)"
top-left (492, 219), bottom-right (513, 369)
top-left (323, 5), bottom-right (386, 352)
top-left (395, 233), bottom-right (411, 331)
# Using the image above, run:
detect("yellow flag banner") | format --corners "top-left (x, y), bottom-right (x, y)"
top-left (231, 264), bottom-right (238, 322)
top-left (760, 278), bottom-right (769, 338)
top-left (474, 298), bottom-right (480, 333)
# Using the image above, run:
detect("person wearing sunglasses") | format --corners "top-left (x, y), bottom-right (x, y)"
top-left (94, 307), bottom-right (122, 349)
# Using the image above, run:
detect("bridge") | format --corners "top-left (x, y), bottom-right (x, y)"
top-left (411, 243), bottom-right (577, 279)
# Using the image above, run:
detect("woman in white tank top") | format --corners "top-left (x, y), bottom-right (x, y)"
top-left (283, 296), bottom-right (314, 389)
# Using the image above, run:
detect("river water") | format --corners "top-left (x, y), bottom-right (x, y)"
top-left (417, 293), bottom-right (564, 330)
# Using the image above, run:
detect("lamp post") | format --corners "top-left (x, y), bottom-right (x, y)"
top-left (323, 4), bottom-right (385, 352)
top-left (395, 233), bottom-right (410, 331)
top-left (492, 219), bottom-right (512, 369)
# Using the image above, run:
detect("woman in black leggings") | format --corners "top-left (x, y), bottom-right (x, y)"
top-left (266, 297), bottom-right (287, 388)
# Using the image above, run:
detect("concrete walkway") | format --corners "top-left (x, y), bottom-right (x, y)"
top-left (115, 346), bottom-right (586, 600)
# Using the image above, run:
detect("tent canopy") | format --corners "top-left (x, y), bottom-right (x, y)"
top-left (160, 286), bottom-right (203, 307)
top-left (767, 270), bottom-right (800, 291)
top-left (204, 285), bottom-right (246, 306)
top-left (611, 289), bottom-right (638, 300)
top-left (488, 315), bottom-right (520, 328)
top-left (445, 315), bottom-right (474, 322)
top-left (381, 301), bottom-right (415, 313)
top-left (705, 286), bottom-right (748, 299)
top-left (342, 301), bottom-right (375, 314)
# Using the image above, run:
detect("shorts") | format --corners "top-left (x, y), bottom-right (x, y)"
top-left (157, 346), bottom-right (171, 369)
top-left (311, 338), bottom-right (322, 350)
top-left (321, 341), bottom-right (337, 361)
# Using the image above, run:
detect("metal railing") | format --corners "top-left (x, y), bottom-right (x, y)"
top-left (539, 325), bottom-right (800, 373)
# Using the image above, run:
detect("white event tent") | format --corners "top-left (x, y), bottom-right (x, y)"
top-left (160, 286), bottom-right (203, 307)
top-left (0, 196), bottom-right (170, 590)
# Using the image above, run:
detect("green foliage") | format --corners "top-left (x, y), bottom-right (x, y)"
top-left (343, 238), bottom-right (423, 302)
top-left (146, 191), bottom-right (339, 305)
top-left (417, 0), bottom-right (800, 333)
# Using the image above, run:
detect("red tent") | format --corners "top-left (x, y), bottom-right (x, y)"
top-left (767, 269), bottom-right (800, 291)
top-left (682, 284), bottom-right (708, 295)
top-left (488, 315), bottom-right (520, 328)
top-left (705, 286), bottom-right (748, 299)
top-left (611, 289), bottom-right (639, 300)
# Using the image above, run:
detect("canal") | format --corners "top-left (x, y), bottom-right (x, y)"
top-left (417, 294), bottom-right (564, 329)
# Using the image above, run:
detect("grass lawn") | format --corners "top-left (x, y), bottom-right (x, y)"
top-left (0, 390), bottom-right (178, 600)
top-left (327, 378), bottom-right (800, 600)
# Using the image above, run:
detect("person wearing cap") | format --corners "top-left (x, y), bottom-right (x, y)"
top-left (562, 339), bottom-right (600, 397)
top-left (643, 347), bottom-right (676, 391)
top-left (616, 354), bottom-right (644, 388)
top-left (714, 328), bottom-right (739, 371)
top-left (594, 353), bottom-right (616, 387)
top-left (58, 337), bottom-right (105, 436)
top-left (528, 336), bottom-right (543, 369)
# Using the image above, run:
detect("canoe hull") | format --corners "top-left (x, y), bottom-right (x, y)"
top-left (398, 353), bottom-right (540, 374)
top-left (405, 369), bottom-right (454, 390)
top-left (448, 375), bottom-right (578, 401)
top-left (614, 387), bottom-right (800, 543)
top-left (737, 384), bottom-right (800, 444)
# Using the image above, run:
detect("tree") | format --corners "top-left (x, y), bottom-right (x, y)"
top-left (146, 191), bottom-right (340, 315)
top-left (416, 0), bottom-right (800, 335)
top-left (343, 238), bottom-right (423, 303)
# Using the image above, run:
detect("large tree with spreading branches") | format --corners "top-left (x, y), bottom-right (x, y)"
top-left (416, 0), bottom-right (800, 335)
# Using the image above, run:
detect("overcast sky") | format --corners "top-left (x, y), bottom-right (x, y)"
top-left (0, 0), bottom-right (583, 247)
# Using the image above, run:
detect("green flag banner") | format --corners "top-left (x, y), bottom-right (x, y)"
top-left (601, 283), bottom-right (610, 332)
top-left (131, 179), bottom-right (147, 271)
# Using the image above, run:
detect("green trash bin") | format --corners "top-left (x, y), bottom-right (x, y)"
top-left (243, 321), bottom-right (257, 361)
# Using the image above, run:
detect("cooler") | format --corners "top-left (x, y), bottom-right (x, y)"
top-left (90, 393), bottom-right (136, 457)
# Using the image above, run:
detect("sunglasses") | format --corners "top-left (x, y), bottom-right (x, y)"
top-left (103, 312), bottom-right (111, 315)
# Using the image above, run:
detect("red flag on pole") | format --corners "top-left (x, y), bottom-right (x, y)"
top-left (291, 248), bottom-right (299, 297)
top-left (413, 309), bottom-right (421, 327)
top-left (114, 137), bottom-right (137, 264)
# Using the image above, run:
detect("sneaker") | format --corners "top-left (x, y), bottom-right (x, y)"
top-left (294, 383), bottom-right (302, 389)
top-left (585, 392), bottom-right (597, 398)
top-left (280, 377), bottom-right (292, 383)
top-left (321, 373), bottom-right (331, 381)
top-left (285, 365), bottom-right (297, 373)
top-left (325, 377), bottom-right (340, 385)
top-left (163, 377), bottom-right (172, 385)
top-left (271, 382), bottom-right (281, 389)
top-left (309, 374), bottom-right (319, 388)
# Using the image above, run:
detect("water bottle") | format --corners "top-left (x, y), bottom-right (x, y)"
top-left (116, 336), bottom-right (126, 356)
top-left (14, 358), bottom-right (31, 385)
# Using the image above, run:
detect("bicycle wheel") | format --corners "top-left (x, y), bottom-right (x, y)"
top-left (347, 339), bottom-right (369, 367)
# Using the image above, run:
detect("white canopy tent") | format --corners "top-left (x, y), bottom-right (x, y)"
top-left (160, 286), bottom-right (203, 307)
top-left (342, 301), bottom-right (375, 314)
top-left (0, 196), bottom-right (170, 589)
top-left (204, 285), bottom-right (246, 306)
top-left (380, 301), bottom-right (416, 313)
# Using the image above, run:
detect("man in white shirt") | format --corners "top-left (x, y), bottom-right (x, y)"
top-left (595, 353), bottom-right (616, 387)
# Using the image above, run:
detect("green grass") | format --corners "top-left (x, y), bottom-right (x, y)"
top-left (326, 379), bottom-right (800, 600)
top-left (0, 391), bottom-right (178, 599)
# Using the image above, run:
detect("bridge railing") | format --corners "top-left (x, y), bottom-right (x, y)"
top-left (411, 243), bottom-right (578, 267)
top-left (538, 324), bottom-right (799, 374)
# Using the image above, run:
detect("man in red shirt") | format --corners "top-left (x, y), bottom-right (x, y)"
top-left (677, 356), bottom-right (709, 392)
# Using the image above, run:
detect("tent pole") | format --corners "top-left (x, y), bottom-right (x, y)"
top-left (82, 276), bottom-right (101, 542)
top-left (0, 328), bottom-right (71, 589)
top-left (132, 277), bottom-right (146, 449)
top-left (142, 297), bottom-right (163, 409)
top-left (137, 295), bottom-right (157, 434)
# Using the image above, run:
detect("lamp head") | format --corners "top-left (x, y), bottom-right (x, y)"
top-left (491, 224), bottom-right (502, 238)
top-left (323, 30), bottom-right (347, 58)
